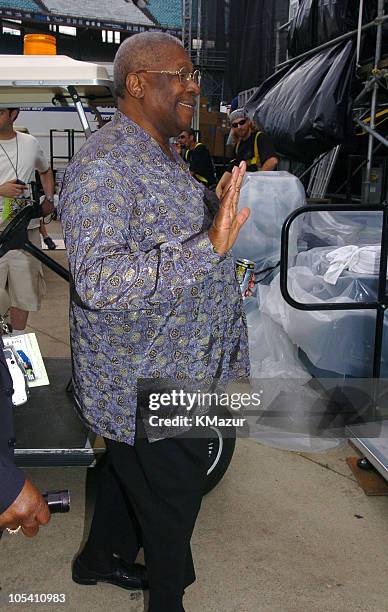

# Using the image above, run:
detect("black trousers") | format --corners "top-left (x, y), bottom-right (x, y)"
top-left (79, 417), bottom-right (209, 612)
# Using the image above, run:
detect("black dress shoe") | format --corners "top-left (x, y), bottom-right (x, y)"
top-left (72, 556), bottom-right (148, 591)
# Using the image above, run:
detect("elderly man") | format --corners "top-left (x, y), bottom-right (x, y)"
top-left (216, 108), bottom-right (278, 199)
top-left (59, 32), bottom-right (250, 612)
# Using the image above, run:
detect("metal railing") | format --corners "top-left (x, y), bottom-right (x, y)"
top-left (280, 203), bottom-right (388, 378)
top-left (191, 49), bottom-right (227, 69)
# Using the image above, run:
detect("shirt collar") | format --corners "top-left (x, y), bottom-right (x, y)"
top-left (113, 110), bottom-right (187, 170)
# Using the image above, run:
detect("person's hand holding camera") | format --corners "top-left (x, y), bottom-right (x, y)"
top-left (0, 180), bottom-right (27, 199)
top-left (0, 478), bottom-right (50, 537)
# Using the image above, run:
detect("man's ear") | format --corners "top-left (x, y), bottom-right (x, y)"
top-left (125, 73), bottom-right (144, 99)
top-left (10, 109), bottom-right (19, 122)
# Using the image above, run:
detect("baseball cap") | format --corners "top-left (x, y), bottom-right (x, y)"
top-left (229, 108), bottom-right (247, 124)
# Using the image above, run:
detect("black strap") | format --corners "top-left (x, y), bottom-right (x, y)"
top-left (0, 133), bottom-right (18, 180)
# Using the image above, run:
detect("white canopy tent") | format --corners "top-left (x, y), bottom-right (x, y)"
top-left (0, 55), bottom-right (114, 136)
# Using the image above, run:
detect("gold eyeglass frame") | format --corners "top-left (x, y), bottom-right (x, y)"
top-left (135, 67), bottom-right (201, 86)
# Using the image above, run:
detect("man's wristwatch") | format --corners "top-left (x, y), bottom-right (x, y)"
top-left (45, 195), bottom-right (54, 204)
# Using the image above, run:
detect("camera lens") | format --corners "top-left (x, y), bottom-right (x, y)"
top-left (42, 490), bottom-right (70, 513)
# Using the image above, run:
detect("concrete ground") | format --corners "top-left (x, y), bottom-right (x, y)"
top-left (1, 231), bottom-right (388, 612)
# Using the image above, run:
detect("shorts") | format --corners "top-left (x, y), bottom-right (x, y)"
top-left (0, 227), bottom-right (46, 311)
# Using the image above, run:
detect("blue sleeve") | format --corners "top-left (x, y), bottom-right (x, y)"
top-left (59, 161), bottom-right (222, 311)
top-left (0, 346), bottom-right (26, 515)
top-left (0, 457), bottom-right (25, 515)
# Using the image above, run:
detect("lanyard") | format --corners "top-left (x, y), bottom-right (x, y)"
top-left (0, 133), bottom-right (18, 180)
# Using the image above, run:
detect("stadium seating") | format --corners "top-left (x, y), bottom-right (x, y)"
top-left (0, 0), bottom-right (41, 10)
top-left (147, 0), bottom-right (182, 28)
top-left (41, 0), bottom-right (154, 25)
top-left (1, 0), bottom-right (183, 29)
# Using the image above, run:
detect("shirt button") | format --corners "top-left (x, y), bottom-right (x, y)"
top-left (8, 437), bottom-right (16, 448)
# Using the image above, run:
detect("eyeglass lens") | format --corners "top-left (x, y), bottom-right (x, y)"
top-left (231, 119), bottom-right (247, 128)
top-left (179, 69), bottom-right (200, 85)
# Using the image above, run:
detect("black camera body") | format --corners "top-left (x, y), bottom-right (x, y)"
top-left (43, 490), bottom-right (70, 514)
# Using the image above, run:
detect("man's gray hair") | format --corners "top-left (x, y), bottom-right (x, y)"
top-left (113, 32), bottom-right (183, 99)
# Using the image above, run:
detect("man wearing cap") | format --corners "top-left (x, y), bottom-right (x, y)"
top-left (216, 108), bottom-right (278, 199)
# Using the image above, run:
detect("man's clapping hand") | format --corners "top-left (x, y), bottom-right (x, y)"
top-left (208, 162), bottom-right (250, 256)
top-left (215, 171), bottom-right (232, 200)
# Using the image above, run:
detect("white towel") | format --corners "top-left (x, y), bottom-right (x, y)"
top-left (324, 245), bottom-right (381, 284)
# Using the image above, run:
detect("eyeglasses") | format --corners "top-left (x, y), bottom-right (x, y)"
top-left (231, 118), bottom-right (248, 128)
top-left (136, 67), bottom-right (201, 86)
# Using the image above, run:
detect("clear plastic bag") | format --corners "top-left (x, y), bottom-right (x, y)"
top-left (299, 210), bottom-right (383, 250)
top-left (244, 297), bottom-right (342, 452)
top-left (232, 171), bottom-right (306, 273)
top-left (245, 296), bottom-right (311, 381)
top-left (260, 265), bottom-right (386, 377)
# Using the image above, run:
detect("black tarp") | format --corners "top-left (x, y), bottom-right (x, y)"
top-left (288, 0), bottom-right (316, 57)
top-left (316, 0), bottom-right (377, 46)
top-left (226, 0), bottom-right (277, 98)
top-left (288, 0), bottom-right (377, 57)
top-left (245, 41), bottom-right (356, 162)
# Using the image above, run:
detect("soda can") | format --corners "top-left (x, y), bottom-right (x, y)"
top-left (235, 259), bottom-right (255, 298)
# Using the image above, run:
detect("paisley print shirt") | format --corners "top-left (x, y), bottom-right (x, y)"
top-left (58, 110), bottom-right (250, 444)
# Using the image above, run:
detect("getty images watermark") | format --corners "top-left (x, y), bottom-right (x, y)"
top-left (138, 377), bottom-right (386, 441)
top-left (146, 389), bottom-right (261, 429)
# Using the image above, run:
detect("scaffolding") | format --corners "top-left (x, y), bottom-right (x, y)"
top-left (307, 146), bottom-right (342, 199)
top-left (181, 0), bottom-right (192, 53)
top-left (275, 1), bottom-right (388, 204)
top-left (181, 0), bottom-right (227, 114)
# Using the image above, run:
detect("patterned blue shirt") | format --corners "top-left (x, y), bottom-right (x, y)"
top-left (58, 110), bottom-right (250, 445)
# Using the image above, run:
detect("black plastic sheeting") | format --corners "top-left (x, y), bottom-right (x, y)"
top-left (316, 0), bottom-right (377, 47)
top-left (226, 0), bottom-right (277, 98)
top-left (288, 0), bottom-right (377, 57)
top-left (245, 41), bottom-right (355, 162)
top-left (288, 0), bottom-right (316, 57)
